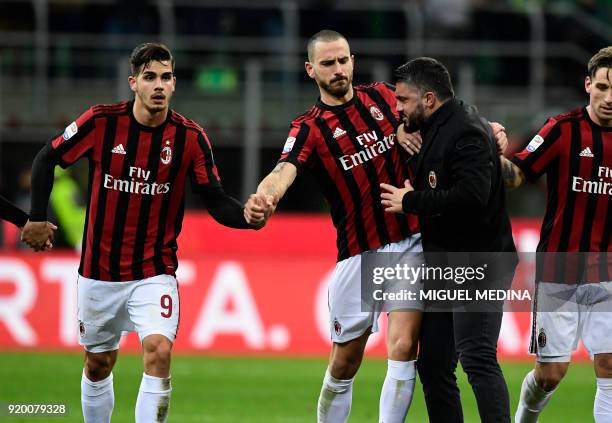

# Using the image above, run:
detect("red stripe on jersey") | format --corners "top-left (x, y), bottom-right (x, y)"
top-left (82, 118), bottom-right (106, 277)
top-left (545, 121), bottom-right (572, 252)
top-left (159, 124), bottom-right (181, 272)
top-left (98, 114), bottom-right (131, 280)
top-left (118, 130), bottom-right (153, 275)
top-left (314, 125), bottom-right (361, 258)
top-left (566, 120), bottom-right (594, 251)
top-left (327, 112), bottom-right (382, 250)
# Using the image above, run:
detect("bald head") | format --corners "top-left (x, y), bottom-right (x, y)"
top-left (307, 30), bottom-right (349, 62)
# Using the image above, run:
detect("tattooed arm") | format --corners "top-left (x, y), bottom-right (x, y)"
top-left (243, 162), bottom-right (297, 226)
top-left (257, 162), bottom-right (298, 204)
top-left (500, 156), bottom-right (526, 190)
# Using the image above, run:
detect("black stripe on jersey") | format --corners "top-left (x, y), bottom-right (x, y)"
top-left (333, 107), bottom-right (391, 246)
top-left (310, 153), bottom-right (349, 260)
top-left (537, 157), bottom-right (560, 253)
top-left (576, 126), bottom-right (602, 281)
top-left (285, 121), bottom-right (311, 165)
top-left (153, 126), bottom-right (186, 275)
top-left (90, 115), bottom-right (117, 280)
top-left (554, 121), bottom-right (582, 281)
top-left (315, 117), bottom-right (370, 253)
top-left (108, 121), bottom-right (141, 281)
top-left (354, 97), bottom-right (411, 237)
top-left (78, 158), bottom-right (96, 276)
top-left (364, 87), bottom-right (399, 127)
top-left (579, 125), bottom-right (601, 253)
top-left (132, 130), bottom-right (164, 280)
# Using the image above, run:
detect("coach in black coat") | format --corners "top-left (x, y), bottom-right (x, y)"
top-left (381, 58), bottom-right (517, 423)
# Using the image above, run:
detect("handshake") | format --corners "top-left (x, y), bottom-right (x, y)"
top-left (243, 193), bottom-right (277, 229)
top-left (20, 220), bottom-right (58, 251)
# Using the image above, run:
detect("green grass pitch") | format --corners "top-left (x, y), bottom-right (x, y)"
top-left (0, 352), bottom-right (596, 422)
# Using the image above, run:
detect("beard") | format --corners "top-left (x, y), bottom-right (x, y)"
top-left (402, 102), bottom-right (427, 133)
top-left (319, 76), bottom-right (351, 99)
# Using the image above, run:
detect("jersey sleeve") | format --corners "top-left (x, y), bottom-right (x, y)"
top-left (189, 129), bottom-right (221, 192)
top-left (49, 107), bottom-right (97, 168)
top-left (278, 119), bottom-right (316, 170)
top-left (511, 117), bottom-right (562, 181)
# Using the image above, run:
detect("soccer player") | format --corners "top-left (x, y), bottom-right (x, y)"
top-left (21, 42), bottom-right (268, 423)
top-left (245, 30), bottom-right (507, 423)
top-left (501, 46), bottom-right (612, 422)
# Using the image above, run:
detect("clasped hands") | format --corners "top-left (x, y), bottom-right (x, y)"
top-left (244, 193), bottom-right (277, 229)
top-left (21, 220), bottom-right (58, 251)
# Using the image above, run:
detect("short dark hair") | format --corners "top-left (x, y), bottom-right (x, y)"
top-left (588, 46), bottom-right (612, 78)
top-left (130, 42), bottom-right (175, 76)
top-left (393, 57), bottom-right (454, 101)
top-left (307, 30), bottom-right (348, 62)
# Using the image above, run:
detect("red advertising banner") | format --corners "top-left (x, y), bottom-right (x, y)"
top-left (0, 214), bottom-right (590, 360)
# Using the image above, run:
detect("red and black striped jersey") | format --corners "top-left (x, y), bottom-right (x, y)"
top-left (513, 107), bottom-right (612, 281)
top-left (50, 101), bottom-right (220, 282)
top-left (279, 82), bottom-right (419, 261)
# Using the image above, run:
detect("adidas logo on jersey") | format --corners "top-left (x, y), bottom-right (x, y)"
top-left (333, 127), bottom-right (347, 139)
top-left (112, 144), bottom-right (126, 155)
top-left (579, 147), bottom-right (594, 158)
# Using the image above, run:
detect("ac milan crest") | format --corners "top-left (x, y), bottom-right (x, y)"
top-left (333, 319), bottom-right (342, 336)
top-left (161, 141), bottom-right (172, 165)
top-left (369, 106), bottom-right (384, 121)
top-left (428, 171), bottom-right (437, 189)
top-left (537, 328), bottom-right (546, 348)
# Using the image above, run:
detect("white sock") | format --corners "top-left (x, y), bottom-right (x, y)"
top-left (135, 373), bottom-right (172, 423)
top-left (515, 370), bottom-right (555, 423)
top-left (379, 359), bottom-right (416, 423)
top-left (81, 371), bottom-right (114, 423)
top-left (317, 368), bottom-right (354, 423)
top-left (595, 378), bottom-right (612, 423)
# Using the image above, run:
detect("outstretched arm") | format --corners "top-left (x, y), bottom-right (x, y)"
top-left (500, 156), bottom-right (526, 190)
top-left (199, 185), bottom-right (269, 230)
top-left (257, 162), bottom-right (297, 201)
top-left (0, 195), bottom-right (28, 228)
top-left (243, 162), bottom-right (297, 226)
top-left (22, 143), bottom-right (58, 250)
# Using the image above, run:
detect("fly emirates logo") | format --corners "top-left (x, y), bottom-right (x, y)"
top-left (104, 166), bottom-right (170, 195)
top-left (572, 166), bottom-right (612, 196)
top-left (339, 131), bottom-right (395, 171)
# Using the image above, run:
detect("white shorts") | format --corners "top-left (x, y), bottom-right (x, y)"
top-left (77, 274), bottom-right (180, 353)
top-left (531, 281), bottom-right (612, 361)
top-left (328, 234), bottom-right (424, 343)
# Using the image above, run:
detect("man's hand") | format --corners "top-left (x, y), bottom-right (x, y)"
top-left (380, 180), bottom-right (414, 213)
top-left (489, 121), bottom-right (508, 155)
top-left (397, 124), bottom-right (422, 156)
top-left (244, 193), bottom-right (275, 229)
top-left (21, 220), bottom-right (57, 251)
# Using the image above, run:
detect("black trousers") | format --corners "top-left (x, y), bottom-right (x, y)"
top-left (418, 309), bottom-right (509, 423)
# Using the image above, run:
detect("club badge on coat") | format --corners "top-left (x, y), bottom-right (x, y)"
top-left (428, 171), bottom-right (437, 189)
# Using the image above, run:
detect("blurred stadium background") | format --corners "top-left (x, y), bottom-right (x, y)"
top-left (0, 0), bottom-right (609, 421)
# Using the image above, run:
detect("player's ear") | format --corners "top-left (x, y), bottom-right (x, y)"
top-left (305, 61), bottom-right (315, 80)
top-left (128, 75), bottom-right (137, 93)
top-left (172, 75), bottom-right (176, 92)
top-left (585, 76), bottom-right (592, 94)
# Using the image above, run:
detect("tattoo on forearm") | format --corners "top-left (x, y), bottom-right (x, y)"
top-left (271, 162), bottom-right (286, 174)
top-left (501, 158), bottom-right (523, 188)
